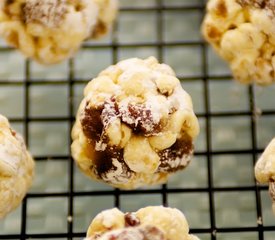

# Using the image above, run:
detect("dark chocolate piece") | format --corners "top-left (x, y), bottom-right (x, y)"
top-left (158, 134), bottom-right (193, 172)
top-left (93, 146), bottom-right (133, 184)
top-left (120, 103), bottom-right (162, 136)
top-left (81, 102), bottom-right (104, 141)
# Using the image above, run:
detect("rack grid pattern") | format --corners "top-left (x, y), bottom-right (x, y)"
top-left (0, 0), bottom-right (275, 239)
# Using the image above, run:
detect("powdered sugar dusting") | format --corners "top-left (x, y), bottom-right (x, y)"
top-left (145, 95), bottom-right (168, 123)
top-left (119, 100), bottom-right (161, 135)
top-left (101, 97), bottom-right (119, 128)
top-left (23, 0), bottom-right (68, 28)
top-left (101, 158), bottom-right (132, 184)
top-left (167, 84), bottom-right (191, 111)
top-left (158, 152), bottom-right (192, 172)
top-left (93, 225), bottom-right (165, 240)
top-left (237, 0), bottom-right (275, 15)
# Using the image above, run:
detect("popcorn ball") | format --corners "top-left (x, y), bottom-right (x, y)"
top-left (255, 138), bottom-right (275, 214)
top-left (0, 0), bottom-right (118, 64)
top-left (85, 206), bottom-right (200, 240)
top-left (202, 0), bottom-right (275, 85)
top-left (0, 114), bottom-right (34, 218)
top-left (71, 57), bottom-right (199, 189)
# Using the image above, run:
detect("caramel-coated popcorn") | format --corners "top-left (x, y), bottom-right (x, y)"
top-left (0, 0), bottom-right (118, 64)
top-left (85, 206), bottom-right (200, 240)
top-left (0, 114), bottom-right (34, 218)
top-left (202, 0), bottom-right (275, 85)
top-left (71, 57), bottom-right (199, 189)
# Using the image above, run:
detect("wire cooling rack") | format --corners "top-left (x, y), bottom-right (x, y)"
top-left (0, 0), bottom-right (275, 239)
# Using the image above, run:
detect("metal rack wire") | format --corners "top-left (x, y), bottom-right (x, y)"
top-left (0, 0), bottom-right (275, 239)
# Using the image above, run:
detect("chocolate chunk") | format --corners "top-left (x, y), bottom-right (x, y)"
top-left (93, 146), bottom-right (133, 184)
top-left (125, 213), bottom-right (140, 227)
top-left (158, 134), bottom-right (193, 173)
top-left (93, 147), bottom-right (119, 177)
top-left (81, 97), bottom-right (120, 142)
top-left (120, 103), bottom-right (162, 136)
top-left (81, 102), bottom-right (104, 141)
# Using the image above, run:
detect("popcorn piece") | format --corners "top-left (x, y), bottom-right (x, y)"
top-left (71, 57), bottom-right (199, 189)
top-left (0, 0), bottom-right (118, 64)
top-left (86, 206), bottom-right (200, 240)
top-left (0, 114), bottom-right (34, 218)
top-left (124, 136), bottom-right (160, 174)
top-left (86, 208), bottom-right (125, 237)
top-left (255, 138), bottom-right (275, 214)
top-left (202, 0), bottom-right (275, 85)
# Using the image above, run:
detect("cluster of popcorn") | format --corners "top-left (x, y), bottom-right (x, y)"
top-left (0, 0), bottom-right (118, 64)
top-left (71, 57), bottom-right (199, 189)
top-left (255, 138), bottom-right (275, 214)
top-left (0, 114), bottom-right (34, 218)
top-left (202, 0), bottom-right (275, 85)
top-left (84, 206), bottom-right (200, 240)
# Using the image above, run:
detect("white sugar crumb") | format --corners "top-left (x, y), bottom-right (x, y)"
top-left (24, 0), bottom-right (67, 28)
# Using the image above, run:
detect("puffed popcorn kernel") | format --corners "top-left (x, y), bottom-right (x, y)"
top-left (202, 0), bottom-right (275, 85)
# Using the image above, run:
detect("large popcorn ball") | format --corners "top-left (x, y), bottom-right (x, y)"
top-left (255, 138), bottom-right (275, 214)
top-left (0, 0), bottom-right (118, 64)
top-left (85, 206), bottom-right (200, 240)
top-left (0, 114), bottom-right (34, 218)
top-left (202, 0), bottom-right (275, 85)
top-left (71, 57), bottom-right (199, 189)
